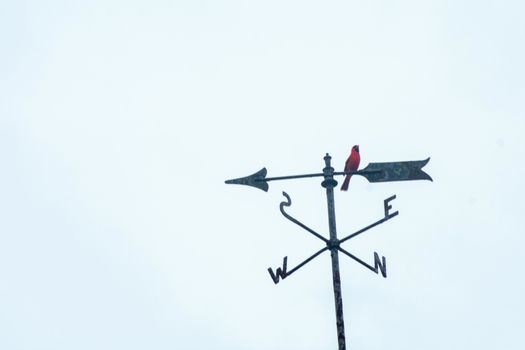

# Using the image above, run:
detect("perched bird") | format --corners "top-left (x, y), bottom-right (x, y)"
top-left (341, 145), bottom-right (360, 191)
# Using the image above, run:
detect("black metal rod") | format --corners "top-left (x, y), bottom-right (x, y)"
top-left (337, 247), bottom-right (376, 273)
top-left (339, 212), bottom-right (399, 245)
top-left (333, 170), bottom-right (383, 176)
top-left (258, 170), bottom-right (382, 182)
top-left (322, 154), bottom-right (346, 350)
top-left (286, 247), bottom-right (329, 277)
top-left (262, 172), bottom-right (325, 181)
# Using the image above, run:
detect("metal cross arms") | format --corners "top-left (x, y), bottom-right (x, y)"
top-left (268, 192), bottom-right (398, 284)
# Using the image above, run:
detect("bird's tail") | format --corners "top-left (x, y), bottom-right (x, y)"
top-left (340, 175), bottom-right (351, 191)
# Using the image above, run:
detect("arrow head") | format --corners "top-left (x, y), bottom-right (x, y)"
top-left (225, 168), bottom-right (269, 192)
top-left (359, 158), bottom-right (432, 183)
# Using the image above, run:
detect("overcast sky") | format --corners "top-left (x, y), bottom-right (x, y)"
top-left (1, 1), bottom-right (524, 349)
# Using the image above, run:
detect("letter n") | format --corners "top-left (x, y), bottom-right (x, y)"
top-left (374, 252), bottom-right (387, 278)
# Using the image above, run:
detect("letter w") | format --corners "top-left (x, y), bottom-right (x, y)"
top-left (268, 256), bottom-right (288, 284)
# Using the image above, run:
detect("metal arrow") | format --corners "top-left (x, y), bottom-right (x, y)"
top-left (225, 158), bottom-right (432, 192)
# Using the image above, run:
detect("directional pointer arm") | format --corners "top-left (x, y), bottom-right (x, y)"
top-left (225, 158), bottom-right (431, 191)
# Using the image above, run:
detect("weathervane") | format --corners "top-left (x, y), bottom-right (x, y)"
top-left (225, 153), bottom-right (432, 350)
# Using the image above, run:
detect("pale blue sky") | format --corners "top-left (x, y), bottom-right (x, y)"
top-left (1, 1), bottom-right (524, 349)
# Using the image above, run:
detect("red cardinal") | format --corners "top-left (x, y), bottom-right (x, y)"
top-left (341, 145), bottom-right (360, 191)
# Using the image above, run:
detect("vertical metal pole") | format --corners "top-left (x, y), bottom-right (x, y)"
top-left (322, 153), bottom-right (346, 350)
